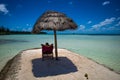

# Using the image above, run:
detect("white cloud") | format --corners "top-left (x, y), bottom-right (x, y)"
top-left (79, 25), bottom-right (85, 30)
top-left (0, 4), bottom-right (9, 14)
top-left (87, 21), bottom-right (92, 24)
top-left (102, 1), bottom-right (110, 6)
top-left (100, 17), bottom-right (115, 26)
top-left (91, 17), bottom-right (116, 30)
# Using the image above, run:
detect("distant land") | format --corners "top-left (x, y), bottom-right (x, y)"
top-left (0, 26), bottom-right (47, 35)
top-left (10, 31), bottom-right (47, 35)
top-left (0, 31), bottom-right (47, 35)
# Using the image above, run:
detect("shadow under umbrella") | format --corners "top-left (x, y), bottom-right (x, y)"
top-left (32, 57), bottom-right (78, 77)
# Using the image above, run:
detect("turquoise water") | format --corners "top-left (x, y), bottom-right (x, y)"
top-left (0, 35), bottom-right (120, 72)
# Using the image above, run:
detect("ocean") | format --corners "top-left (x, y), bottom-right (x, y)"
top-left (0, 34), bottom-right (120, 72)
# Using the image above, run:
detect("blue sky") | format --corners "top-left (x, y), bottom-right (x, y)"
top-left (0, 0), bottom-right (120, 34)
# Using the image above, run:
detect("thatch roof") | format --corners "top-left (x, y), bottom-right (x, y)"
top-left (32, 10), bottom-right (77, 33)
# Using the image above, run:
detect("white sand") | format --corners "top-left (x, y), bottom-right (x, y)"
top-left (4, 49), bottom-right (120, 80)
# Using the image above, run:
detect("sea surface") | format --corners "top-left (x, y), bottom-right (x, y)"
top-left (0, 34), bottom-right (120, 72)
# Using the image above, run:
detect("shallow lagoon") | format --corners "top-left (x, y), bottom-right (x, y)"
top-left (0, 35), bottom-right (120, 72)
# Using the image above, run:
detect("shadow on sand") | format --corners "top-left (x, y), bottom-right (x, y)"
top-left (32, 57), bottom-right (78, 77)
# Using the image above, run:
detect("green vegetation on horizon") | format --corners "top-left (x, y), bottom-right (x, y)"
top-left (0, 26), bottom-right (10, 35)
top-left (0, 26), bottom-right (47, 35)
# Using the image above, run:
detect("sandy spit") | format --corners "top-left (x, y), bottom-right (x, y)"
top-left (0, 49), bottom-right (120, 80)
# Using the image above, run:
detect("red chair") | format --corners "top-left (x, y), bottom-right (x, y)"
top-left (41, 44), bottom-right (53, 60)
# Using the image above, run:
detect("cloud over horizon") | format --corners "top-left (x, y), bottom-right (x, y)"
top-left (91, 17), bottom-right (116, 30)
top-left (0, 0), bottom-right (120, 34)
top-left (74, 16), bottom-right (120, 34)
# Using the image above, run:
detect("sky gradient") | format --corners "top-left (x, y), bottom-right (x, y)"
top-left (0, 0), bottom-right (120, 34)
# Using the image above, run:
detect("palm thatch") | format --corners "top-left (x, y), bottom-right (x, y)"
top-left (32, 10), bottom-right (78, 60)
top-left (32, 10), bottom-right (77, 33)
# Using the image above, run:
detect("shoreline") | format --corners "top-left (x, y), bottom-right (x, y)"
top-left (0, 52), bottom-right (21, 80)
top-left (86, 57), bottom-right (120, 74)
top-left (68, 48), bottom-right (120, 75)
top-left (0, 48), bottom-right (120, 80)
top-left (64, 49), bottom-right (120, 74)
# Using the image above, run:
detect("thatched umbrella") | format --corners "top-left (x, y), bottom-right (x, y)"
top-left (32, 10), bottom-right (77, 60)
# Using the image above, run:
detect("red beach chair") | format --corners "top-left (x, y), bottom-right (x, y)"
top-left (41, 44), bottom-right (54, 60)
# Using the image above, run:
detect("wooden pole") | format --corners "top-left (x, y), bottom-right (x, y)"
top-left (54, 29), bottom-right (58, 60)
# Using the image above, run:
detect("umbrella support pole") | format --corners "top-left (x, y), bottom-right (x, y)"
top-left (54, 30), bottom-right (58, 60)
